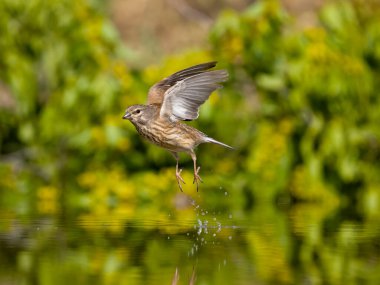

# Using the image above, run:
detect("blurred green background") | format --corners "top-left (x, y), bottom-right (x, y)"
top-left (1, 0), bottom-right (380, 284)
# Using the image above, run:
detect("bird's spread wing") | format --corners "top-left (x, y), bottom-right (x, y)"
top-left (147, 62), bottom-right (218, 105)
top-left (159, 69), bottom-right (228, 122)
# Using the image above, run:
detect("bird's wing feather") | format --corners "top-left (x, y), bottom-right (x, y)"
top-left (159, 70), bottom-right (228, 122)
top-left (147, 62), bottom-right (217, 105)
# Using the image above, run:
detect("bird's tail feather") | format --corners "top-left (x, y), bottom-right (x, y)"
top-left (205, 137), bottom-right (234, 149)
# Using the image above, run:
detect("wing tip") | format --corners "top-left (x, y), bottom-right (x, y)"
top-left (198, 61), bottom-right (218, 70)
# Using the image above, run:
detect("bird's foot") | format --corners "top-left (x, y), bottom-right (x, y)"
top-left (176, 168), bottom-right (186, 192)
top-left (192, 166), bottom-right (203, 191)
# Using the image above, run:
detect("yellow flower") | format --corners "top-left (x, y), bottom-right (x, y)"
top-left (37, 186), bottom-right (57, 200)
top-left (37, 186), bottom-right (59, 214)
top-left (78, 171), bottom-right (97, 187)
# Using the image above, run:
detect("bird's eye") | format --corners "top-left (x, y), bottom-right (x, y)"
top-left (135, 109), bottom-right (141, 114)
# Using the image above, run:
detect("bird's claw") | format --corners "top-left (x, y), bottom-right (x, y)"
top-left (192, 166), bottom-right (203, 191)
top-left (176, 168), bottom-right (186, 192)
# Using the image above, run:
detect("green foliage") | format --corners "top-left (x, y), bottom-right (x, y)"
top-left (211, 0), bottom-right (380, 207)
top-left (0, 0), bottom-right (133, 214)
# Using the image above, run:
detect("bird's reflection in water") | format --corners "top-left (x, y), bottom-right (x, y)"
top-left (172, 267), bottom-right (196, 285)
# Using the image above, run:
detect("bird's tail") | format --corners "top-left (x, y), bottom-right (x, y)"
top-left (204, 137), bottom-right (234, 149)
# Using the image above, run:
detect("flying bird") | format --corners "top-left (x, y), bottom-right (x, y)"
top-left (122, 62), bottom-right (232, 191)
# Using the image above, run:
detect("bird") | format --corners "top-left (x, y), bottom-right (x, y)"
top-left (122, 61), bottom-right (233, 191)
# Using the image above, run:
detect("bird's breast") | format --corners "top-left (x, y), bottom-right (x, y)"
top-left (134, 120), bottom-right (204, 153)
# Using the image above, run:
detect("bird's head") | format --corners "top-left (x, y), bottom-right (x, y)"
top-left (122, 104), bottom-right (154, 125)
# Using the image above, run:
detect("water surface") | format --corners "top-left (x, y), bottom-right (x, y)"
top-left (1, 195), bottom-right (380, 285)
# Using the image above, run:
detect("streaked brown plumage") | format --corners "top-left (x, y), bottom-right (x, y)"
top-left (122, 62), bottom-right (232, 191)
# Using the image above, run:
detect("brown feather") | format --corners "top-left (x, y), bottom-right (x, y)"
top-left (147, 61), bottom-right (217, 105)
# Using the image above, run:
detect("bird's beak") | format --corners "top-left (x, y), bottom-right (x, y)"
top-left (122, 112), bottom-right (131, 120)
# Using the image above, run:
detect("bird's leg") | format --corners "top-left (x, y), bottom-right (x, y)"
top-left (171, 152), bottom-right (185, 191)
top-left (190, 151), bottom-right (203, 191)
